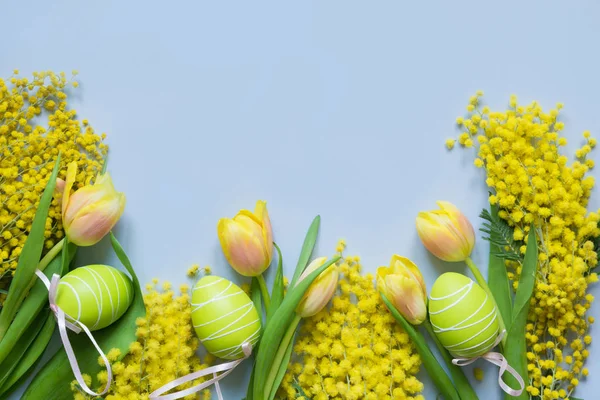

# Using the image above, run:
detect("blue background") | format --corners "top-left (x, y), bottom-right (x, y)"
top-left (3, 1), bottom-right (600, 399)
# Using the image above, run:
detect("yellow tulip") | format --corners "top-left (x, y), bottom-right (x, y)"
top-left (377, 255), bottom-right (427, 325)
top-left (62, 162), bottom-right (126, 246)
top-left (217, 200), bottom-right (273, 277)
top-left (296, 257), bottom-right (339, 318)
top-left (416, 201), bottom-right (475, 262)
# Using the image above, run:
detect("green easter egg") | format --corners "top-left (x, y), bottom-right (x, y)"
top-left (56, 264), bottom-right (133, 331)
top-left (428, 272), bottom-right (499, 358)
top-left (191, 276), bottom-right (261, 360)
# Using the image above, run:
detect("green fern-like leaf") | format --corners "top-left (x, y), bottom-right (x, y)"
top-left (479, 208), bottom-right (523, 262)
top-left (292, 381), bottom-right (309, 399)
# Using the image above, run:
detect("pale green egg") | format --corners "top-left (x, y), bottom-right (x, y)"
top-left (428, 272), bottom-right (499, 358)
top-left (191, 276), bottom-right (261, 360)
top-left (56, 264), bottom-right (133, 331)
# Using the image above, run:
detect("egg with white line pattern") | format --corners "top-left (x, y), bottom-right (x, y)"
top-left (55, 264), bottom-right (133, 331)
top-left (191, 275), bottom-right (261, 360)
top-left (428, 272), bottom-right (499, 358)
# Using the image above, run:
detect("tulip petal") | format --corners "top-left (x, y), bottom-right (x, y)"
top-left (436, 201), bottom-right (460, 215)
top-left (235, 211), bottom-right (271, 267)
top-left (416, 212), bottom-right (471, 262)
top-left (436, 201), bottom-right (475, 254)
top-left (376, 266), bottom-right (393, 298)
top-left (66, 194), bottom-right (126, 246)
top-left (385, 274), bottom-right (427, 325)
top-left (217, 218), bottom-right (268, 276)
top-left (63, 185), bottom-right (110, 228)
top-left (297, 258), bottom-right (339, 317)
top-left (62, 161), bottom-right (78, 218)
top-left (54, 178), bottom-right (65, 198)
top-left (254, 200), bottom-right (273, 261)
top-left (234, 213), bottom-right (264, 240)
top-left (298, 257), bottom-right (328, 282)
top-left (390, 255), bottom-right (427, 296)
top-left (94, 172), bottom-right (116, 188)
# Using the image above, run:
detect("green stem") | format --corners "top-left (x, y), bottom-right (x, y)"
top-left (423, 319), bottom-right (479, 400)
top-left (264, 314), bottom-right (301, 399)
top-left (37, 238), bottom-right (65, 273)
top-left (257, 274), bottom-right (271, 314)
top-left (422, 318), bottom-right (451, 363)
top-left (381, 294), bottom-right (461, 400)
top-left (465, 257), bottom-right (507, 349)
top-left (23, 238), bottom-right (66, 298)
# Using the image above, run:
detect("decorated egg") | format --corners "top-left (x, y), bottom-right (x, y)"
top-left (56, 264), bottom-right (133, 331)
top-left (191, 276), bottom-right (261, 360)
top-left (428, 272), bottom-right (499, 358)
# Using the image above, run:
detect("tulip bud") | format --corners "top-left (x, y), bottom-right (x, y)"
top-left (296, 257), bottom-right (339, 318)
top-left (416, 201), bottom-right (475, 262)
top-left (217, 200), bottom-right (273, 277)
top-left (54, 177), bottom-right (65, 198)
top-left (62, 162), bottom-right (126, 246)
top-left (377, 255), bottom-right (427, 325)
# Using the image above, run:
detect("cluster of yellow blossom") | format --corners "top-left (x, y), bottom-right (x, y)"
top-left (0, 70), bottom-right (107, 287)
top-left (187, 264), bottom-right (211, 278)
top-left (450, 93), bottom-right (598, 399)
top-left (280, 242), bottom-right (424, 400)
top-left (72, 281), bottom-right (212, 400)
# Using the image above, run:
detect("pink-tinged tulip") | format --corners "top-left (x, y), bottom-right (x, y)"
top-left (296, 257), bottom-right (339, 318)
top-left (416, 201), bottom-right (475, 262)
top-left (54, 177), bottom-right (66, 198)
top-left (62, 162), bottom-right (126, 246)
top-left (217, 200), bottom-right (273, 277)
top-left (377, 255), bottom-right (427, 325)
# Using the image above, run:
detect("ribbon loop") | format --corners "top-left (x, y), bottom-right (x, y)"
top-left (451, 330), bottom-right (524, 396)
top-left (35, 269), bottom-right (112, 397)
top-left (149, 342), bottom-right (253, 400)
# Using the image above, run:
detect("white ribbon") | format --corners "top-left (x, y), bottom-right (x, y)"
top-left (149, 342), bottom-right (253, 400)
top-left (35, 269), bottom-right (112, 397)
top-left (452, 330), bottom-right (524, 396)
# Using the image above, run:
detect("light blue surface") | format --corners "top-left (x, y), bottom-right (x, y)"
top-left (3, 1), bottom-right (600, 399)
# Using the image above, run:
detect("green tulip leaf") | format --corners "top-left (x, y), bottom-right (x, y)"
top-left (0, 309), bottom-right (48, 390)
top-left (0, 241), bottom-right (76, 366)
top-left (0, 312), bottom-right (55, 399)
top-left (0, 239), bottom-right (76, 397)
top-left (253, 255), bottom-right (339, 399)
top-left (268, 243), bottom-right (285, 321)
top-left (484, 203), bottom-right (513, 334)
top-left (503, 226), bottom-right (537, 400)
top-left (22, 233), bottom-right (146, 400)
top-left (381, 294), bottom-right (461, 400)
top-left (289, 216), bottom-right (320, 288)
top-left (251, 277), bottom-right (264, 330)
top-left (245, 364), bottom-right (256, 400)
top-left (0, 154), bottom-right (61, 340)
top-left (422, 319), bottom-right (479, 400)
top-left (268, 331), bottom-right (295, 400)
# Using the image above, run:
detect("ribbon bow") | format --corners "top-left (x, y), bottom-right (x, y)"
top-left (452, 330), bottom-right (524, 396)
top-left (149, 342), bottom-right (253, 400)
top-left (35, 269), bottom-right (113, 397)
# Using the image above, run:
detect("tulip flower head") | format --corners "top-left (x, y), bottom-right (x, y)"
top-left (377, 255), bottom-right (427, 325)
top-left (296, 257), bottom-right (339, 318)
top-left (416, 201), bottom-right (475, 262)
top-left (62, 162), bottom-right (126, 246)
top-left (217, 200), bottom-right (274, 277)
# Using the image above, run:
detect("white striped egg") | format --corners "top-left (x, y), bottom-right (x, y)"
top-left (428, 272), bottom-right (499, 358)
top-left (191, 276), bottom-right (261, 360)
top-left (56, 264), bottom-right (133, 331)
